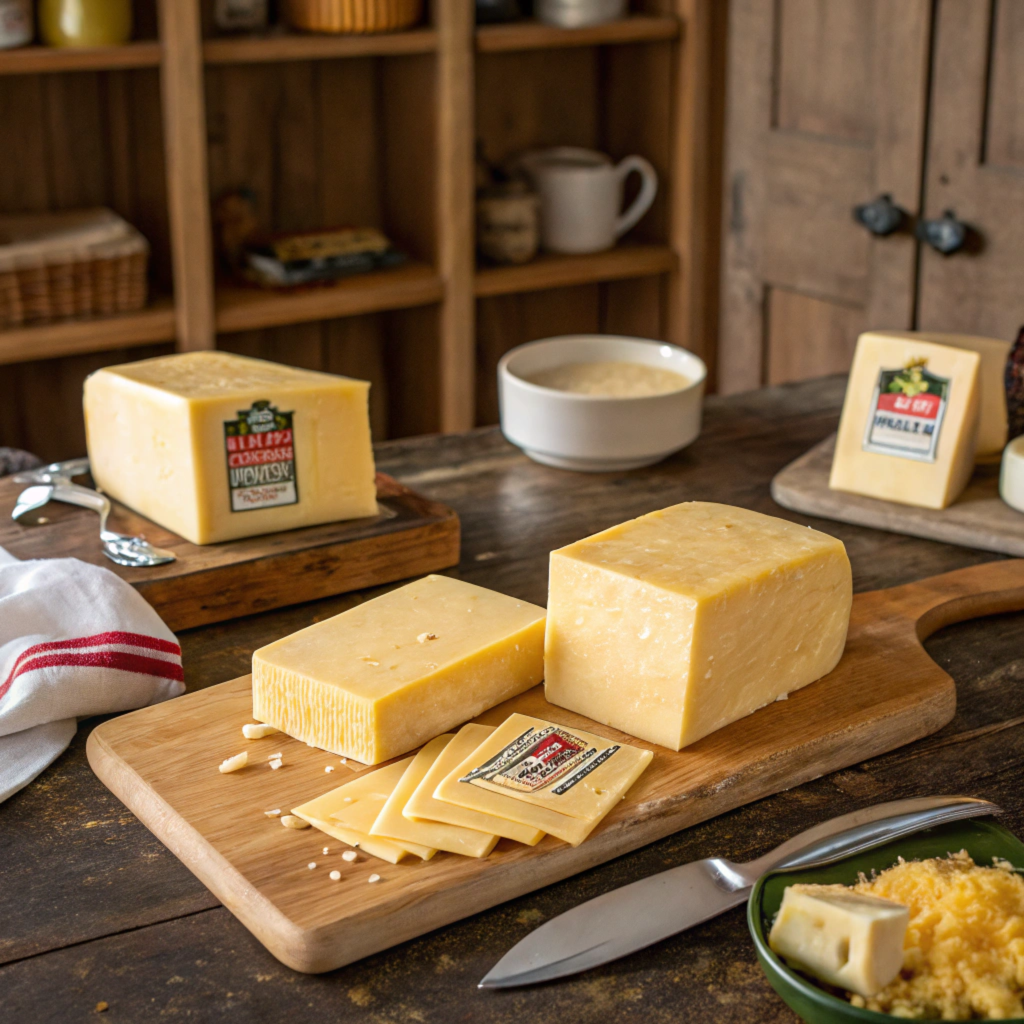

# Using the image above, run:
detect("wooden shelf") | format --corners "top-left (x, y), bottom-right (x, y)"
top-left (474, 244), bottom-right (675, 298)
top-left (476, 16), bottom-right (679, 53)
top-left (0, 42), bottom-right (162, 75)
top-left (0, 299), bottom-right (176, 365)
top-left (203, 28), bottom-right (438, 64)
top-left (214, 263), bottom-right (444, 334)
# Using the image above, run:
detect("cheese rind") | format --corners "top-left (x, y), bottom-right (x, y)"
top-left (769, 883), bottom-right (909, 998)
top-left (434, 714), bottom-right (653, 846)
top-left (370, 736), bottom-right (499, 858)
top-left (544, 502), bottom-right (852, 751)
top-left (252, 575), bottom-right (547, 764)
top-left (829, 333), bottom-right (981, 509)
top-left (84, 350), bottom-right (378, 544)
top-left (876, 330), bottom-right (1010, 460)
top-left (403, 724), bottom-right (545, 845)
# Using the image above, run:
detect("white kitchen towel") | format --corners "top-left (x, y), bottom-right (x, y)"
top-left (0, 548), bottom-right (184, 804)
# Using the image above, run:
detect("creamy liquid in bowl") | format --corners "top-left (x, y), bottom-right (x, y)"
top-left (526, 360), bottom-right (689, 398)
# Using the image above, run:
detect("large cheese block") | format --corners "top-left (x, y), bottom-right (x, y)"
top-left (544, 502), bottom-right (852, 751)
top-left (829, 333), bottom-right (981, 509)
top-left (252, 575), bottom-right (546, 764)
top-left (84, 351), bottom-right (378, 544)
top-left (873, 330), bottom-right (1010, 461)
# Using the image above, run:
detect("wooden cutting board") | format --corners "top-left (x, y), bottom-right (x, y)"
top-left (772, 434), bottom-right (1024, 555)
top-left (87, 559), bottom-right (1024, 974)
top-left (0, 473), bottom-right (459, 631)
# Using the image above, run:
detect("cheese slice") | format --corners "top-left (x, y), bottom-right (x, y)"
top-left (434, 714), bottom-right (652, 846)
top-left (253, 575), bottom-right (546, 764)
top-left (544, 502), bottom-right (852, 751)
top-left (404, 724), bottom-right (544, 846)
top-left (875, 330), bottom-right (1010, 460)
top-left (326, 759), bottom-right (436, 859)
top-left (291, 790), bottom-right (410, 864)
top-left (370, 736), bottom-right (499, 858)
top-left (769, 883), bottom-right (908, 998)
top-left (84, 351), bottom-right (378, 544)
top-left (829, 333), bottom-right (981, 509)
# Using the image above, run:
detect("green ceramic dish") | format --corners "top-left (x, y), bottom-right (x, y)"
top-left (747, 818), bottom-right (1024, 1024)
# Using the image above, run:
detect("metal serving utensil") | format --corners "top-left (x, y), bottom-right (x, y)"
top-left (13, 456), bottom-right (92, 485)
top-left (12, 481), bottom-right (176, 568)
top-left (479, 795), bottom-right (1001, 989)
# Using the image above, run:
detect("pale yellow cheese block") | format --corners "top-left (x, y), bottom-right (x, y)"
top-left (84, 350), bottom-right (378, 544)
top-left (252, 575), bottom-right (546, 764)
top-left (829, 334), bottom-right (981, 509)
top-left (544, 502), bottom-right (852, 751)
top-left (434, 714), bottom-right (653, 846)
top-left (325, 759), bottom-right (436, 860)
top-left (872, 330), bottom-right (1010, 460)
top-left (370, 736), bottom-right (499, 858)
top-left (291, 791), bottom-right (411, 865)
top-left (403, 724), bottom-right (545, 846)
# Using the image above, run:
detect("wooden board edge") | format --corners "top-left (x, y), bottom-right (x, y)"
top-left (90, 672), bottom-right (955, 973)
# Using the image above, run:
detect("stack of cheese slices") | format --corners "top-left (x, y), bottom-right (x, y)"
top-left (247, 501), bottom-right (854, 865)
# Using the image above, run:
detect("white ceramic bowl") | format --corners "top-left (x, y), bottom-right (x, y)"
top-left (498, 335), bottom-right (707, 472)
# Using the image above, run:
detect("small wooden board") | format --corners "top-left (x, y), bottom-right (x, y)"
top-left (0, 473), bottom-right (459, 631)
top-left (773, 434), bottom-right (1024, 556)
top-left (87, 560), bottom-right (1024, 973)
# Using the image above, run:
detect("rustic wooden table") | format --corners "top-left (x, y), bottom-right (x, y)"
top-left (2, 376), bottom-right (1022, 1023)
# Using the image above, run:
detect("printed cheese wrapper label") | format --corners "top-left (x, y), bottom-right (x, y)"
top-left (862, 360), bottom-right (950, 463)
top-left (460, 724), bottom-right (619, 796)
top-left (224, 400), bottom-right (299, 512)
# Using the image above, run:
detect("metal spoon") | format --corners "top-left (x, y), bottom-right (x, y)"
top-left (12, 481), bottom-right (176, 568)
top-left (13, 456), bottom-right (92, 485)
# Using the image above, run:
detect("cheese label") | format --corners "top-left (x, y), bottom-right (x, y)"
top-left (224, 400), bottom-right (299, 512)
top-left (862, 360), bottom-right (950, 463)
top-left (460, 724), bottom-right (618, 795)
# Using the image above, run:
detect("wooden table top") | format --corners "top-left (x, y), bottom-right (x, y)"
top-left (3, 375), bottom-right (1022, 1023)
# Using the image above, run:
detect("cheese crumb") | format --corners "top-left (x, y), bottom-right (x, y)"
top-left (218, 752), bottom-right (247, 773)
top-left (264, 809), bottom-right (281, 817)
top-left (308, 862), bottom-right (317, 870)
top-left (267, 752), bottom-right (282, 761)
top-left (281, 815), bottom-right (309, 830)
top-left (325, 766), bottom-right (335, 773)
top-left (368, 873), bottom-right (381, 883)
top-left (342, 850), bottom-right (357, 862)
top-left (95, 1002), bottom-right (109, 1013)
top-left (242, 723), bottom-right (279, 739)
top-left (416, 632), bottom-right (437, 643)
top-left (330, 870), bottom-right (341, 881)
top-left (269, 758), bottom-right (283, 770)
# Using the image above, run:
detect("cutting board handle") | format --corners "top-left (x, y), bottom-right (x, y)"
top-left (878, 559), bottom-right (1024, 640)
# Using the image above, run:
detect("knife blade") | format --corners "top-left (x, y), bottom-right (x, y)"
top-left (478, 795), bottom-right (999, 989)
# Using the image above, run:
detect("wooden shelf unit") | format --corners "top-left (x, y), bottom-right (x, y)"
top-left (0, 0), bottom-right (722, 459)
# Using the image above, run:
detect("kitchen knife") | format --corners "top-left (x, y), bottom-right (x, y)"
top-left (478, 795), bottom-right (1000, 989)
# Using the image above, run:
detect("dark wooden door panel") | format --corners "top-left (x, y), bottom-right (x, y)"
top-left (721, 0), bottom-right (932, 391)
top-left (917, 0), bottom-right (1024, 341)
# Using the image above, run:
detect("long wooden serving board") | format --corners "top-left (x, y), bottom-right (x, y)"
top-left (772, 434), bottom-right (1024, 555)
top-left (87, 560), bottom-right (1024, 973)
top-left (0, 473), bottom-right (459, 631)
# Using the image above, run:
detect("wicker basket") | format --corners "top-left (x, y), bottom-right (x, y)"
top-left (284, 0), bottom-right (423, 34)
top-left (0, 208), bottom-right (149, 329)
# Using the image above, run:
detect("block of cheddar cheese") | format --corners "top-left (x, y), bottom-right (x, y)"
top-left (252, 575), bottom-right (546, 764)
top-left (84, 351), bottom-right (378, 544)
top-left (829, 333), bottom-right (981, 509)
top-left (544, 502), bottom-right (852, 751)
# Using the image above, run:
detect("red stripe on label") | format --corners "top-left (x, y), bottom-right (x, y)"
top-left (876, 391), bottom-right (941, 419)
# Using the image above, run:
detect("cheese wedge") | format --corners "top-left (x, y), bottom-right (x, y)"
top-left (84, 350), bottom-right (378, 544)
top-left (252, 575), bottom-right (546, 764)
top-left (434, 714), bottom-right (652, 846)
top-left (769, 884), bottom-right (908, 998)
top-left (404, 724), bottom-right (544, 846)
top-left (370, 736), bottom-right (499, 858)
top-left (829, 333), bottom-right (981, 508)
top-left (874, 330), bottom-right (1010, 461)
top-left (291, 791), bottom-right (410, 864)
top-left (327, 759), bottom-right (436, 860)
top-left (545, 502), bottom-right (852, 751)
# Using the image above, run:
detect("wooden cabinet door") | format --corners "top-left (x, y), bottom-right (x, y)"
top-left (719, 0), bottom-right (932, 393)
top-left (917, 0), bottom-right (1024, 340)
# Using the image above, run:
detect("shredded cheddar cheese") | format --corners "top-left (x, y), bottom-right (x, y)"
top-left (848, 851), bottom-right (1024, 1019)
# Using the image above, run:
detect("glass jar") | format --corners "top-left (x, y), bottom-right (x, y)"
top-left (39, 0), bottom-right (133, 48)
